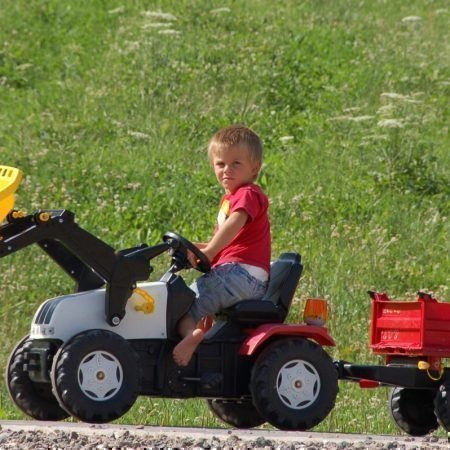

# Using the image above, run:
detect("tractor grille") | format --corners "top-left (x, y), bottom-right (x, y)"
top-left (34, 297), bottom-right (66, 325)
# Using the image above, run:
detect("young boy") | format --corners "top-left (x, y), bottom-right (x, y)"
top-left (173, 124), bottom-right (271, 366)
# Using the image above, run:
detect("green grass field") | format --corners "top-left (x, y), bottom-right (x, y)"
top-left (0, 0), bottom-right (449, 435)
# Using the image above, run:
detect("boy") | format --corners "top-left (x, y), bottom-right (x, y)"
top-left (173, 125), bottom-right (271, 366)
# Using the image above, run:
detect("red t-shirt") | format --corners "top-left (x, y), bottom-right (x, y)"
top-left (212, 184), bottom-right (271, 273)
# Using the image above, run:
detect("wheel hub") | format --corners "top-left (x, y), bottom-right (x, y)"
top-left (77, 351), bottom-right (123, 401)
top-left (276, 359), bottom-right (320, 409)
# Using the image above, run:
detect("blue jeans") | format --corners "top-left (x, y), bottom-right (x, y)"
top-left (189, 263), bottom-right (267, 322)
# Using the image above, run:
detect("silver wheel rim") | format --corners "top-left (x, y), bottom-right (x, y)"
top-left (276, 359), bottom-right (320, 409)
top-left (77, 351), bottom-right (123, 401)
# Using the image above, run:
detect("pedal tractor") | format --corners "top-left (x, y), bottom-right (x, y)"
top-left (336, 290), bottom-right (450, 436)
top-left (1, 166), bottom-right (338, 430)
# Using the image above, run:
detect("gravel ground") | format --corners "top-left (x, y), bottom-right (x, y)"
top-left (0, 422), bottom-right (448, 450)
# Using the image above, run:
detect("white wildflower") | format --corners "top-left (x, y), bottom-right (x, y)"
top-left (362, 134), bottom-right (389, 142)
top-left (404, 98), bottom-right (423, 104)
top-left (350, 115), bottom-right (374, 122)
top-left (141, 11), bottom-right (177, 21)
top-left (127, 182), bottom-right (142, 191)
top-left (290, 194), bottom-right (304, 203)
top-left (279, 136), bottom-right (294, 143)
top-left (330, 225), bottom-right (340, 239)
top-left (128, 131), bottom-right (150, 140)
top-left (343, 107), bottom-right (361, 113)
top-left (211, 7), bottom-right (231, 14)
top-left (17, 63), bottom-right (33, 71)
top-left (434, 9), bottom-right (448, 15)
top-left (387, 236), bottom-right (399, 246)
top-left (377, 104), bottom-right (395, 115)
top-left (380, 92), bottom-right (422, 104)
top-left (108, 6), bottom-right (125, 15)
top-left (158, 29), bottom-right (181, 36)
top-left (381, 92), bottom-right (409, 100)
top-left (142, 22), bottom-right (172, 29)
top-left (401, 16), bottom-right (422, 23)
top-left (329, 115), bottom-right (373, 122)
top-left (123, 41), bottom-right (140, 53)
top-left (112, 120), bottom-right (124, 129)
top-left (377, 119), bottom-right (404, 128)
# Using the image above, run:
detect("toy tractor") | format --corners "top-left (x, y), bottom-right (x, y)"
top-left (336, 290), bottom-right (450, 436)
top-left (1, 166), bottom-right (339, 430)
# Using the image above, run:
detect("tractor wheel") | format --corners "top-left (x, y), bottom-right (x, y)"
top-left (51, 330), bottom-right (140, 423)
top-left (250, 337), bottom-right (338, 431)
top-left (206, 398), bottom-right (266, 428)
top-left (389, 387), bottom-right (438, 436)
top-left (434, 382), bottom-right (450, 431)
top-left (5, 336), bottom-right (69, 421)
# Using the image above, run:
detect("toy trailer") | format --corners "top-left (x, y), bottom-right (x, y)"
top-left (336, 291), bottom-right (450, 436)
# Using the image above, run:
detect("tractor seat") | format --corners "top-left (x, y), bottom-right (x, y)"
top-left (219, 252), bottom-right (303, 325)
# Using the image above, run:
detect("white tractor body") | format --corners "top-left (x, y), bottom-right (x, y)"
top-left (30, 281), bottom-right (168, 342)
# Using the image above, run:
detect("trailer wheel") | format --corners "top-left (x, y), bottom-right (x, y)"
top-left (206, 398), bottom-right (266, 428)
top-left (434, 382), bottom-right (450, 431)
top-left (250, 337), bottom-right (338, 431)
top-left (5, 336), bottom-right (69, 421)
top-left (389, 387), bottom-right (438, 436)
top-left (51, 330), bottom-right (140, 423)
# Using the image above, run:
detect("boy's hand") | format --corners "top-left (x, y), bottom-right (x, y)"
top-left (184, 242), bottom-right (208, 269)
top-left (187, 248), bottom-right (210, 268)
top-left (187, 249), bottom-right (199, 268)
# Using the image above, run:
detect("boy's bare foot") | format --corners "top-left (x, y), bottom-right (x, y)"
top-left (173, 328), bottom-right (204, 367)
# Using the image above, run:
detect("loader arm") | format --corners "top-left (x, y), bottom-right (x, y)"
top-left (0, 210), bottom-right (170, 325)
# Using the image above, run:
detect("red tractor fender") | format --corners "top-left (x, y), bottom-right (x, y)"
top-left (239, 323), bottom-right (336, 356)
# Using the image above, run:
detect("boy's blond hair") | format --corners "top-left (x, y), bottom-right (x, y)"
top-left (208, 125), bottom-right (263, 164)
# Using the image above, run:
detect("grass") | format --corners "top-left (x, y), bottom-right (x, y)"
top-left (0, 0), bottom-right (449, 435)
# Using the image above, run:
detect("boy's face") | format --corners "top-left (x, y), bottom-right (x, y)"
top-left (212, 145), bottom-right (261, 194)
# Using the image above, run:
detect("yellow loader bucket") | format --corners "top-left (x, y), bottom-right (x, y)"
top-left (0, 166), bottom-right (23, 223)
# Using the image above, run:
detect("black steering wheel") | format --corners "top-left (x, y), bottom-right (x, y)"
top-left (163, 232), bottom-right (211, 273)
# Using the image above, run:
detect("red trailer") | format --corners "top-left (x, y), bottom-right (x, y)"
top-left (337, 291), bottom-right (450, 436)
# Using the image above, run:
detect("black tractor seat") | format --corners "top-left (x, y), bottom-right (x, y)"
top-left (219, 252), bottom-right (303, 325)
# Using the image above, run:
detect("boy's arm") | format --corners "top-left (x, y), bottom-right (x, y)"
top-left (201, 210), bottom-right (248, 262)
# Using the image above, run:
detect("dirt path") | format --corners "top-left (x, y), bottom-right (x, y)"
top-left (0, 420), bottom-right (448, 449)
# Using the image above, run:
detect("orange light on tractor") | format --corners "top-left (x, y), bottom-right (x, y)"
top-left (303, 298), bottom-right (328, 326)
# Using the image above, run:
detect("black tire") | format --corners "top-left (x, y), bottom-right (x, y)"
top-left (51, 330), bottom-right (140, 423)
top-left (250, 337), bottom-right (338, 431)
top-left (5, 336), bottom-right (69, 421)
top-left (389, 387), bottom-right (438, 436)
top-left (434, 382), bottom-right (450, 431)
top-left (206, 398), bottom-right (266, 428)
